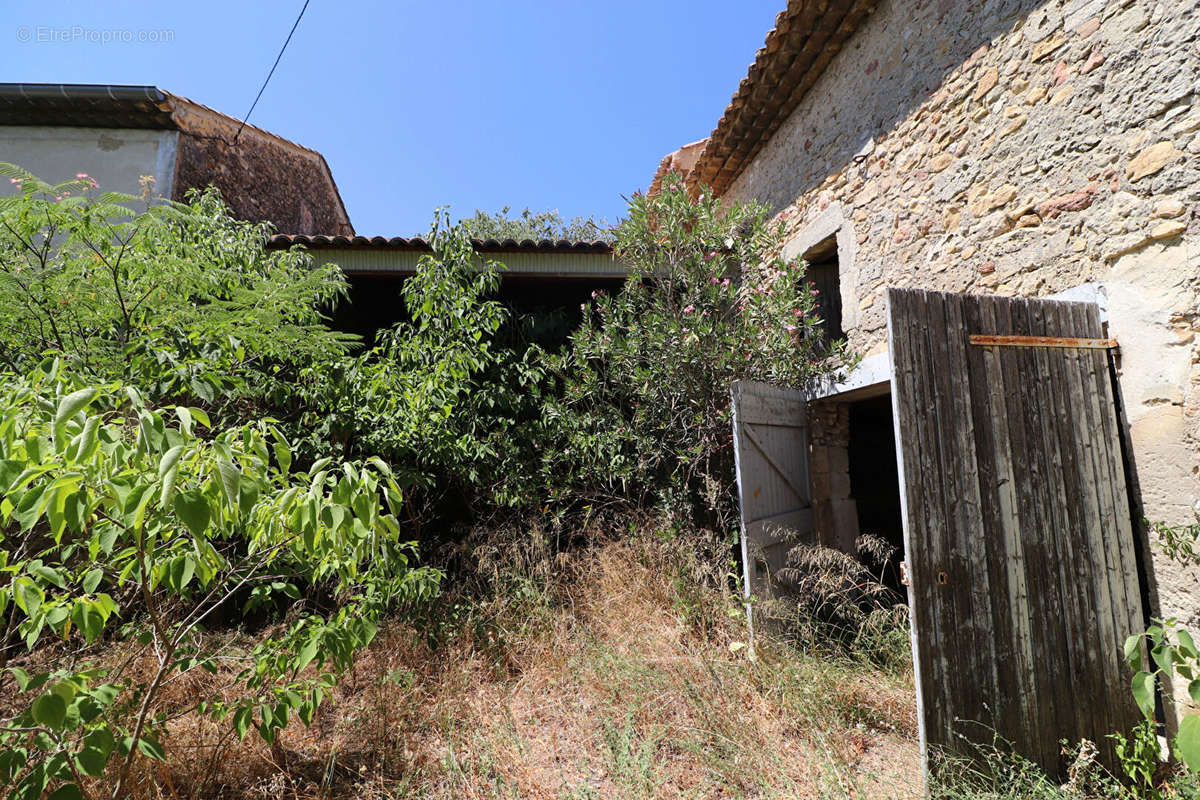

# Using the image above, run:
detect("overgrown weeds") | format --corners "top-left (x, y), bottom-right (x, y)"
top-left (765, 533), bottom-right (912, 671)
top-left (44, 527), bottom-right (920, 799)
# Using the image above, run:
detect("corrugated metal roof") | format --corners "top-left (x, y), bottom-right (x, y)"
top-left (0, 83), bottom-right (176, 129)
top-left (305, 247), bottom-right (626, 277)
top-left (268, 233), bottom-right (613, 254)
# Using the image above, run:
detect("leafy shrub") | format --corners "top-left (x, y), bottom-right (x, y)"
top-left (1114, 515), bottom-right (1200, 795)
top-left (540, 174), bottom-right (847, 532)
top-left (291, 212), bottom-right (546, 520)
top-left (1149, 519), bottom-right (1200, 568)
top-left (0, 361), bottom-right (439, 800)
top-left (1122, 619), bottom-right (1200, 777)
top-left (0, 164), bottom-right (353, 424)
top-left (459, 206), bottom-right (611, 242)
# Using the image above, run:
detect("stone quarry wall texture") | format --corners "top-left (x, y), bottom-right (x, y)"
top-left (726, 0), bottom-right (1198, 712)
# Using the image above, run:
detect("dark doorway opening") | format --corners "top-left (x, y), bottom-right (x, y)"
top-left (847, 393), bottom-right (904, 593)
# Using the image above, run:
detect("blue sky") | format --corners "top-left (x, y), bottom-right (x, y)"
top-left (2, 1), bottom-right (784, 235)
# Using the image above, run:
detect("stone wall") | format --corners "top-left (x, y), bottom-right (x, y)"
top-left (808, 401), bottom-right (859, 553)
top-left (725, 0), bottom-right (1198, 715)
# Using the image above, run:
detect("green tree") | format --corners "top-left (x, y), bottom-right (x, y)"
top-left (459, 206), bottom-right (611, 242)
top-left (0, 360), bottom-right (438, 800)
top-left (540, 174), bottom-right (849, 532)
top-left (295, 211), bottom-right (547, 521)
top-left (0, 164), bottom-right (353, 421)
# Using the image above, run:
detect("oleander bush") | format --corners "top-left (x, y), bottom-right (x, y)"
top-left (539, 173), bottom-right (849, 534)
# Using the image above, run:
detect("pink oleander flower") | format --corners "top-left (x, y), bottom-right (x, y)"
top-left (75, 173), bottom-right (88, 178)
top-left (710, 277), bottom-right (720, 285)
top-left (810, 289), bottom-right (820, 296)
top-left (683, 304), bottom-right (695, 313)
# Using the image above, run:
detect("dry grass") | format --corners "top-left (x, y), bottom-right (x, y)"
top-left (24, 530), bottom-right (922, 799)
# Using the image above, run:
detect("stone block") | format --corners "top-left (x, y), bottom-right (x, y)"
top-left (1127, 141), bottom-right (1183, 182)
top-left (830, 499), bottom-right (861, 554)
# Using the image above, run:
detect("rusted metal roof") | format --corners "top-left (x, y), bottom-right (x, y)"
top-left (268, 234), bottom-right (613, 254)
top-left (655, 0), bottom-right (878, 197)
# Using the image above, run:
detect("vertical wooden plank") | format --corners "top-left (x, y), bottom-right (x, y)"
top-left (731, 380), bottom-right (756, 646)
top-left (913, 290), bottom-right (964, 759)
top-left (1081, 303), bottom-right (1145, 643)
top-left (1039, 299), bottom-right (1117, 754)
top-left (924, 291), bottom-right (998, 750)
top-left (887, 289), bottom-right (943, 774)
top-left (995, 295), bottom-right (1070, 772)
top-left (1071, 303), bottom-right (1145, 739)
top-left (1026, 300), bottom-right (1098, 758)
top-left (962, 295), bottom-right (1028, 751)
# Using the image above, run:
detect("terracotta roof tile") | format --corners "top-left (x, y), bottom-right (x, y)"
top-left (662, 0), bottom-right (878, 197)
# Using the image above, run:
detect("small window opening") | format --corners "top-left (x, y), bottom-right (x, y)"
top-left (804, 235), bottom-right (844, 347)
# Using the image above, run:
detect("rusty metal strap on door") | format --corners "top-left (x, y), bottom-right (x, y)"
top-left (968, 334), bottom-right (1118, 350)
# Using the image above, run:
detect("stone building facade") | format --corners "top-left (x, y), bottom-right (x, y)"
top-left (656, 0), bottom-right (1198, 720)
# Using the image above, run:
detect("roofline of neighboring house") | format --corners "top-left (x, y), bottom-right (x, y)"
top-left (0, 82), bottom-right (354, 232)
top-left (267, 233), bottom-right (614, 255)
top-left (651, 0), bottom-right (878, 197)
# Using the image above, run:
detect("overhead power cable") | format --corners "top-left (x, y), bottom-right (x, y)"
top-left (233, 0), bottom-right (312, 144)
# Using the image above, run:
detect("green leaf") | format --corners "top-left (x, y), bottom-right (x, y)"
top-left (174, 491), bottom-right (210, 537)
top-left (70, 600), bottom-right (105, 643)
top-left (1179, 630), bottom-right (1198, 660)
top-left (1131, 670), bottom-right (1156, 718)
top-left (54, 388), bottom-right (96, 436)
top-left (13, 577), bottom-right (44, 616)
top-left (165, 556), bottom-right (195, 594)
top-left (135, 734), bottom-right (165, 761)
top-left (32, 693), bottom-right (67, 730)
top-left (47, 784), bottom-right (83, 800)
top-left (217, 459), bottom-right (241, 508)
top-left (1153, 644), bottom-right (1174, 677)
top-left (8, 667), bottom-right (30, 691)
top-left (233, 706), bottom-right (252, 740)
top-left (30, 563), bottom-right (67, 589)
top-left (1190, 678), bottom-right (1200, 706)
top-left (175, 406), bottom-right (194, 437)
top-left (158, 445), bottom-right (184, 479)
top-left (272, 441), bottom-right (292, 475)
top-left (1177, 714), bottom-right (1200, 772)
top-left (295, 636), bottom-right (320, 673)
top-left (81, 567), bottom-right (103, 594)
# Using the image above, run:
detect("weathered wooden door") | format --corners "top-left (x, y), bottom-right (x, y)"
top-left (730, 380), bottom-right (813, 606)
top-left (887, 288), bottom-right (1145, 778)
